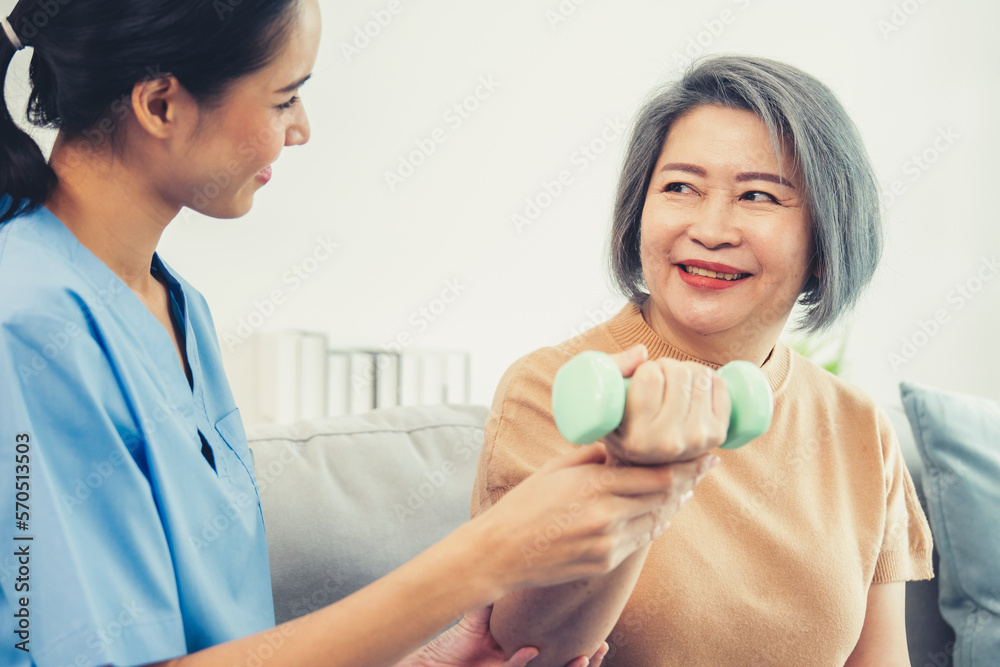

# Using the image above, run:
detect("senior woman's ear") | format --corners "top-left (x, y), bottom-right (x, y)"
top-left (807, 248), bottom-right (823, 279)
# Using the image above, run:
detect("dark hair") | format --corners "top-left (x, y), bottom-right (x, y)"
top-left (0, 0), bottom-right (301, 223)
top-left (607, 55), bottom-right (883, 335)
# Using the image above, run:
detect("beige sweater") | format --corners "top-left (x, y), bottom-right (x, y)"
top-left (472, 303), bottom-right (933, 666)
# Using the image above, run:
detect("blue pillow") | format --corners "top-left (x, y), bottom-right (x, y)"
top-left (901, 381), bottom-right (1000, 667)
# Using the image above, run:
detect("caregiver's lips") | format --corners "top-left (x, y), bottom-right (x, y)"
top-left (256, 165), bottom-right (272, 184)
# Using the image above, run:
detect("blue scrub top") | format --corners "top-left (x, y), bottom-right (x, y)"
top-left (0, 199), bottom-right (275, 666)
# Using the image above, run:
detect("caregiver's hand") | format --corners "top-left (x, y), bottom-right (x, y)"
top-left (604, 348), bottom-right (732, 467)
top-left (397, 604), bottom-right (609, 667)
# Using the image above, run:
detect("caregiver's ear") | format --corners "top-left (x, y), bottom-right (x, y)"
top-left (130, 76), bottom-right (199, 139)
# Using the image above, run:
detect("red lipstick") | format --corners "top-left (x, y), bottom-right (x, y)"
top-left (676, 260), bottom-right (751, 291)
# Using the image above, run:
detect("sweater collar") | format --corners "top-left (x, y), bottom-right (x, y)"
top-left (607, 302), bottom-right (791, 396)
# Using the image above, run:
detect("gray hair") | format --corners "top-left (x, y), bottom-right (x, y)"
top-left (607, 55), bottom-right (882, 335)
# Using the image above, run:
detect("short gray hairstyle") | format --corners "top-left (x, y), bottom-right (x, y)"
top-left (608, 55), bottom-right (882, 335)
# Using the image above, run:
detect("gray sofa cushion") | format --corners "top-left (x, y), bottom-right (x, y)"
top-left (901, 382), bottom-right (1000, 667)
top-left (247, 404), bottom-right (487, 625)
top-left (886, 403), bottom-right (956, 666)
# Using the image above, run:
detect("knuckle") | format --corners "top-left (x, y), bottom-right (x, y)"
top-left (672, 364), bottom-right (693, 382)
top-left (680, 361), bottom-right (705, 377)
top-left (693, 368), bottom-right (714, 392)
top-left (633, 361), bottom-right (660, 383)
top-left (585, 535), bottom-right (617, 564)
top-left (685, 423), bottom-right (715, 449)
top-left (581, 509), bottom-right (614, 535)
top-left (659, 431), bottom-right (685, 459)
top-left (658, 465), bottom-right (676, 488)
top-left (709, 422), bottom-right (728, 447)
top-left (628, 438), bottom-right (655, 459)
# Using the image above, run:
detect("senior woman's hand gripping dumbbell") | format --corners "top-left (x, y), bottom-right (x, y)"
top-left (552, 351), bottom-right (774, 453)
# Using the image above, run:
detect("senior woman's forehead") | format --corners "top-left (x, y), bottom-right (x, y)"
top-left (654, 106), bottom-right (801, 183)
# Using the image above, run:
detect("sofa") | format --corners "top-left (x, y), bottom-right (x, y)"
top-left (245, 389), bottom-right (992, 666)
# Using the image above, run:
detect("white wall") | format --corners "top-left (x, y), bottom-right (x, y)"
top-left (5, 0), bottom-right (998, 421)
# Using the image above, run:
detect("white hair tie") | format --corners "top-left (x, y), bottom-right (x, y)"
top-left (2, 17), bottom-right (24, 51)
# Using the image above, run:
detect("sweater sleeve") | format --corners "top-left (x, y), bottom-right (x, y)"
top-left (471, 347), bottom-right (575, 518)
top-left (872, 406), bottom-right (935, 583)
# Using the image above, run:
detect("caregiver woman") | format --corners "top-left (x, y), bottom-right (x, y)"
top-left (474, 56), bottom-right (934, 666)
top-left (0, 1), bottom-right (715, 665)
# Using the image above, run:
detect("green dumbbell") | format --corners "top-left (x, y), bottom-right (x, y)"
top-left (551, 351), bottom-right (773, 448)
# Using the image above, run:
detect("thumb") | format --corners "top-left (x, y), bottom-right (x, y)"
top-left (610, 343), bottom-right (648, 378)
top-left (538, 441), bottom-right (608, 472)
top-left (459, 604), bottom-right (493, 630)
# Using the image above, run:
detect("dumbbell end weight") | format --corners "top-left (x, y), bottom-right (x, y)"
top-left (552, 351), bottom-right (628, 445)
top-left (715, 360), bottom-right (774, 449)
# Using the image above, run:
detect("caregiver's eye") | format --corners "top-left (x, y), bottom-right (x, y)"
top-left (741, 190), bottom-right (778, 203)
top-left (276, 95), bottom-right (300, 111)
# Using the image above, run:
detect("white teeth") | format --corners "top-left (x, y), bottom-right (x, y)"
top-left (683, 265), bottom-right (746, 281)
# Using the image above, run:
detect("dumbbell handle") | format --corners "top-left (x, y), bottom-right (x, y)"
top-left (551, 351), bottom-right (773, 449)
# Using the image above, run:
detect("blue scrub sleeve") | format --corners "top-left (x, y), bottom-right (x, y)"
top-left (0, 310), bottom-right (188, 667)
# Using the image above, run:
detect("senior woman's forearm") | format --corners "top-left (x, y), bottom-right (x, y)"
top-left (490, 543), bottom-right (652, 667)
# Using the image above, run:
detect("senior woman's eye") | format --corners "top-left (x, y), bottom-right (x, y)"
top-left (741, 190), bottom-right (778, 203)
top-left (664, 182), bottom-right (694, 194)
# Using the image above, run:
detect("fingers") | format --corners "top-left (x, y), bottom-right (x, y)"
top-left (625, 358), bottom-right (667, 425)
top-left (614, 461), bottom-right (712, 553)
top-left (609, 343), bottom-right (648, 378)
top-left (559, 454), bottom-right (716, 555)
top-left (590, 642), bottom-right (610, 667)
top-left (713, 370), bottom-right (732, 427)
top-left (507, 646), bottom-right (541, 666)
top-left (615, 358), bottom-right (730, 464)
top-left (621, 482), bottom-right (691, 538)
top-left (611, 456), bottom-right (711, 525)
top-left (681, 363), bottom-right (728, 453)
top-left (538, 441), bottom-right (608, 473)
top-left (600, 452), bottom-right (717, 498)
top-left (557, 642), bottom-right (610, 667)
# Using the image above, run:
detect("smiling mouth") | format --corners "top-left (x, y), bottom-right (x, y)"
top-left (680, 264), bottom-right (751, 281)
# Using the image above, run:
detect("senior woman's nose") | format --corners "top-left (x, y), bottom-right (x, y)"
top-left (686, 197), bottom-right (741, 248)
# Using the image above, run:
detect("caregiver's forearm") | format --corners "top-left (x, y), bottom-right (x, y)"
top-left (152, 519), bottom-right (505, 667)
top-left (490, 542), bottom-right (652, 667)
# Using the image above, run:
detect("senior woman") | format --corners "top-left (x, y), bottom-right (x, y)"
top-left (472, 55), bottom-right (934, 666)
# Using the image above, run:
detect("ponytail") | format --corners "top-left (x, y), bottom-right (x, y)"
top-left (1, 5), bottom-right (57, 224)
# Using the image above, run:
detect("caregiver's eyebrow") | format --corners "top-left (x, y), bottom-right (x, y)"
top-left (276, 74), bottom-right (312, 94)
